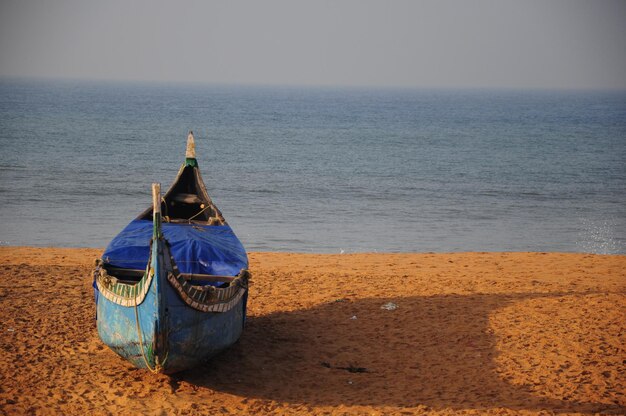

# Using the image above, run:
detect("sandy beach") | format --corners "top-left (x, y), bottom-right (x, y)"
top-left (0, 247), bottom-right (624, 415)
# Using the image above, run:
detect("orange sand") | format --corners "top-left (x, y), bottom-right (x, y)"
top-left (0, 247), bottom-right (624, 415)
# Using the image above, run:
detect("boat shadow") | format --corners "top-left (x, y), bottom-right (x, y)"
top-left (178, 292), bottom-right (624, 414)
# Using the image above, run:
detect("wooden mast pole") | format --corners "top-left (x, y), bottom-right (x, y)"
top-left (152, 183), bottom-right (161, 216)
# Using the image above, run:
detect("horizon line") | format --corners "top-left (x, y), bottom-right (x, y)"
top-left (2, 74), bottom-right (626, 94)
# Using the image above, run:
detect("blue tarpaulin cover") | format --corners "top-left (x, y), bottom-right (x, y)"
top-left (102, 219), bottom-right (248, 276)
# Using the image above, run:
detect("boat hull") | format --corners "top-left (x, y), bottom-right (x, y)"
top-left (95, 237), bottom-right (248, 374)
top-left (96, 287), bottom-right (247, 373)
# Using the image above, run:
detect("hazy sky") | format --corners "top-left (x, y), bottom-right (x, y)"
top-left (1, 0), bottom-right (625, 89)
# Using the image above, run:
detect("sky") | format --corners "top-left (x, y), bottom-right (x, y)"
top-left (1, 0), bottom-right (625, 89)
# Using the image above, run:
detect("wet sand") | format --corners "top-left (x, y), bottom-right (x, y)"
top-left (0, 247), bottom-right (624, 415)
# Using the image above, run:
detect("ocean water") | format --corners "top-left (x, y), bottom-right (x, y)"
top-left (0, 79), bottom-right (625, 254)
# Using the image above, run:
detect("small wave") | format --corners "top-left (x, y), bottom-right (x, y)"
top-left (266, 237), bottom-right (308, 244)
top-left (248, 189), bottom-right (281, 194)
top-left (0, 164), bottom-right (27, 171)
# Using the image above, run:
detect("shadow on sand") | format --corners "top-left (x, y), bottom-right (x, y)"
top-left (178, 293), bottom-right (623, 414)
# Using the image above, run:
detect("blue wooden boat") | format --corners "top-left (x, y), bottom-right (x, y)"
top-left (93, 132), bottom-right (249, 374)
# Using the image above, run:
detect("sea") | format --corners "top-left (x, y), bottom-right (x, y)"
top-left (0, 78), bottom-right (625, 254)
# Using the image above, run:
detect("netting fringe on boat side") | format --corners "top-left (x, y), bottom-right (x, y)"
top-left (164, 242), bottom-right (249, 313)
top-left (95, 245), bottom-right (248, 312)
top-left (94, 258), bottom-right (154, 307)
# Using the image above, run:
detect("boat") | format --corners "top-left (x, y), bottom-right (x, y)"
top-left (93, 132), bottom-right (250, 374)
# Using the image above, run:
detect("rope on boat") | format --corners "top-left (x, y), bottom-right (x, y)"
top-left (161, 197), bottom-right (170, 223)
top-left (188, 204), bottom-right (225, 225)
top-left (187, 204), bottom-right (212, 223)
top-left (133, 266), bottom-right (161, 374)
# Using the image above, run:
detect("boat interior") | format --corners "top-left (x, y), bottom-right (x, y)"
top-left (100, 264), bottom-right (233, 287)
top-left (137, 165), bottom-right (225, 225)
